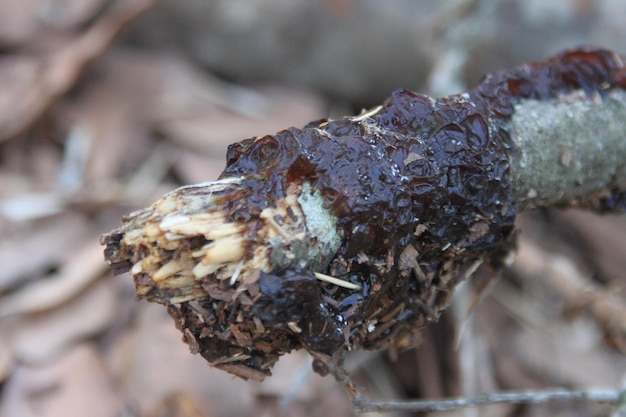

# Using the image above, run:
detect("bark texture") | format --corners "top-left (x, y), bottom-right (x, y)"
top-left (508, 90), bottom-right (626, 210)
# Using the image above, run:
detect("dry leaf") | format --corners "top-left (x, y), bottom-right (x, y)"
top-left (0, 0), bottom-right (155, 141)
top-left (0, 0), bottom-right (108, 46)
top-left (0, 239), bottom-right (106, 316)
top-left (159, 87), bottom-right (327, 153)
top-left (106, 303), bottom-right (258, 417)
top-left (144, 391), bottom-right (208, 417)
top-left (0, 213), bottom-right (90, 291)
top-left (511, 322), bottom-right (626, 387)
top-left (0, 329), bottom-right (14, 384)
top-left (0, 344), bottom-right (123, 417)
top-left (9, 279), bottom-right (117, 364)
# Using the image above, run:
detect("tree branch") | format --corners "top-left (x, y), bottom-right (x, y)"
top-left (101, 47), bottom-right (626, 381)
top-left (353, 387), bottom-right (624, 413)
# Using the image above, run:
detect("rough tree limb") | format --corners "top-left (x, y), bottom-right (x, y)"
top-left (101, 47), bottom-right (626, 383)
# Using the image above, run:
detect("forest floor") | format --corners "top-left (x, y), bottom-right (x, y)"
top-left (1, 1), bottom-right (626, 416)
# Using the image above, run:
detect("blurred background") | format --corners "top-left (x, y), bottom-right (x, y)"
top-left (1, 0), bottom-right (626, 416)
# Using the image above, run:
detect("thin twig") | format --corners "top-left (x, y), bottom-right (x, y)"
top-left (353, 387), bottom-right (623, 413)
top-left (611, 372), bottom-right (626, 417)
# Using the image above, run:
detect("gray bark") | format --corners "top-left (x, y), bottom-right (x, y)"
top-left (507, 89), bottom-right (626, 210)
